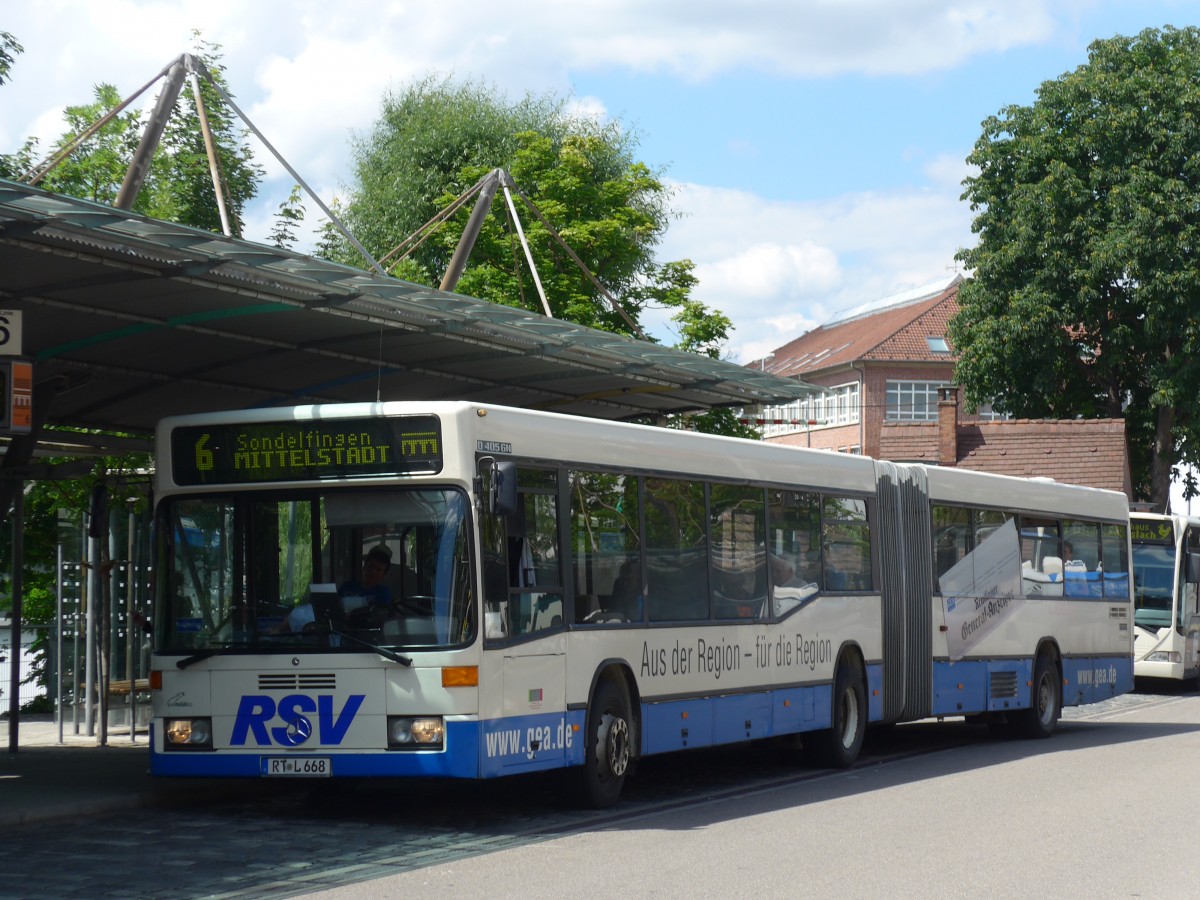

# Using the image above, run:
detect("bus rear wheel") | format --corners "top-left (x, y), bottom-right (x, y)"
top-left (575, 679), bottom-right (632, 809)
top-left (1012, 653), bottom-right (1060, 739)
top-left (806, 661), bottom-right (866, 768)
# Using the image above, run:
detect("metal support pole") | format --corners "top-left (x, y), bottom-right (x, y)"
top-left (56, 543), bottom-right (63, 744)
top-left (6, 481), bottom-right (24, 752)
top-left (501, 182), bottom-right (553, 317)
top-left (74, 521), bottom-right (82, 735)
top-left (190, 69), bottom-right (233, 237)
top-left (99, 507), bottom-right (115, 747)
top-left (85, 527), bottom-right (97, 737)
top-left (114, 57), bottom-right (186, 210)
top-left (126, 504), bottom-right (136, 741)
top-left (439, 169), bottom-right (501, 292)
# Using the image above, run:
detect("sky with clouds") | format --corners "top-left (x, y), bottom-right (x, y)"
top-left (3, 1), bottom-right (1196, 363)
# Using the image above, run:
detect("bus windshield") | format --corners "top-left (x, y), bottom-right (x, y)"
top-left (1132, 541), bottom-right (1177, 630)
top-left (156, 487), bottom-right (475, 653)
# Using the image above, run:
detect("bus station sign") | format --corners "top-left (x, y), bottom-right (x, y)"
top-left (0, 309), bottom-right (21, 356)
top-left (0, 359), bottom-right (32, 433)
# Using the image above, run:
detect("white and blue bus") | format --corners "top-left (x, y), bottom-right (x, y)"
top-left (149, 402), bottom-right (1133, 806)
top-left (1131, 511), bottom-right (1200, 683)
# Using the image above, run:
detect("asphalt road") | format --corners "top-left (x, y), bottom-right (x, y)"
top-left (1, 684), bottom-right (1195, 899)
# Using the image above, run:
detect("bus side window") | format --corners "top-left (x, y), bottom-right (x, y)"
top-left (932, 505), bottom-right (970, 592)
top-left (768, 490), bottom-right (821, 615)
top-left (1099, 524), bottom-right (1129, 599)
top-left (711, 484), bottom-right (767, 619)
top-left (1020, 516), bottom-right (1062, 596)
top-left (823, 495), bottom-right (871, 591)
top-left (569, 470), bottom-right (642, 625)
top-left (1063, 521), bottom-right (1102, 597)
top-left (645, 477), bottom-right (708, 622)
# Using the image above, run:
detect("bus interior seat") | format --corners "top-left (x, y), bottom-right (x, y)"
top-left (576, 594), bottom-right (600, 623)
top-left (1042, 556), bottom-right (1063, 578)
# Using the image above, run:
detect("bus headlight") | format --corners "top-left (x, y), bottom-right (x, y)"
top-left (387, 716), bottom-right (444, 750)
top-left (164, 717), bottom-right (214, 750)
top-left (1145, 650), bottom-right (1182, 663)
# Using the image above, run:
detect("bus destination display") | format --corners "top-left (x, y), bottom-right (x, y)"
top-left (170, 416), bottom-right (442, 485)
top-left (1130, 519), bottom-right (1173, 544)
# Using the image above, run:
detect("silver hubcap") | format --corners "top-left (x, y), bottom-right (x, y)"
top-left (1036, 675), bottom-right (1054, 725)
top-left (598, 712), bottom-right (630, 778)
top-left (839, 689), bottom-right (860, 748)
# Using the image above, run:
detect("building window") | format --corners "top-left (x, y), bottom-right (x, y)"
top-left (760, 382), bottom-right (859, 437)
top-left (926, 336), bottom-right (950, 353)
top-left (886, 381), bottom-right (952, 422)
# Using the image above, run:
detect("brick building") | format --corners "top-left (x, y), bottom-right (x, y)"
top-left (752, 275), bottom-right (1131, 497)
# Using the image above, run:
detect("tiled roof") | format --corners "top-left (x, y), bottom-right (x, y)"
top-left (758, 275), bottom-right (962, 377)
top-left (878, 418), bottom-right (1131, 496)
top-left (957, 419), bottom-right (1130, 495)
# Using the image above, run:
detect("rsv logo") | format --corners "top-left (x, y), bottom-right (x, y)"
top-left (229, 694), bottom-right (365, 746)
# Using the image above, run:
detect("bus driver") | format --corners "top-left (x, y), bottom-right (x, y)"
top-left (283, 545), bottom-right (394, 632)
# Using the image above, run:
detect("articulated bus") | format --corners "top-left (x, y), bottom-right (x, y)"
top-left (149, 402), bottom-right (1133, 806)
top-left (1131, 512), bottom-right (1200, 682)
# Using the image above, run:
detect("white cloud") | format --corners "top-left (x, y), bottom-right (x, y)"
top-left (659, 180), bottom-right (973, 361)
top-left (535, 0), bottom-right (1056, 78)
top-left (925, 153), bottom-right (975, 190)
top-left (694, 242), bottom-right (842, 304)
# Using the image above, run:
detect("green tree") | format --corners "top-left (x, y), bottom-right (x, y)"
top-left (36, 84), bottom-right (146, 205)
top-left (158, 34), bottom-right (262, 235)
top-left (0, 30), bottom-right (22, 86)
top-left (268, 184), bottom-right (306, 250)
top-left (327, 76), bottom-right (732, 356)
top-left (952, 26), bottom-right (1200, 507)
top-left (14, 35), bottom-right (261, 231)
top-left (0, 32), bottom-right (34, 178)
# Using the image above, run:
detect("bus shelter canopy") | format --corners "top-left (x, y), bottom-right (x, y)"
top-left (0, 178), bottom-right (813, 458)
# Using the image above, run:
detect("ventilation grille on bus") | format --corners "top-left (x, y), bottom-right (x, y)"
top-left (258, 673), bottom-right (337, 691)
top-left (989, 671), bottom-right (1019, 699)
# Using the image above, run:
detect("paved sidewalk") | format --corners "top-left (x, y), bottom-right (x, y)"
top-left (0, 717), bottom-right (261, 829)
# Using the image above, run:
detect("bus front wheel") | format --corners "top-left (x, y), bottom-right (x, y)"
top-left (806, 661), bottom-right (866, 768)
top-left (576, 679), bottom-right (632, 809)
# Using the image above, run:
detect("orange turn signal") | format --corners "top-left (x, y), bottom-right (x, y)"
top-left (442, 666), bottom-right (479, 687)
top-left (149, 670), bottom-right (162, 690)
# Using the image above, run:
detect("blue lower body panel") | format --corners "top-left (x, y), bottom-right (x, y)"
top-left (639, 668), bottom-right (883, 757)
top-left (151, 671), bottom-right (886, 778)
top-left (930, 654), bottom-right (1133, 718)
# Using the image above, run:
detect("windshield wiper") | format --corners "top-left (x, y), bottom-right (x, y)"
top-left (176, 649), bottom-right (219, 669)
top-left (330, 629), bottom-right (413, 666)
top-left (174, 639), bottom-right (272, 668)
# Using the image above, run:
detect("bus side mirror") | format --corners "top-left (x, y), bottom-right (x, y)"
top-left (479, 458), bottom-right (517, 517)
top-left (1187, 552), bottom-right (1200, 585)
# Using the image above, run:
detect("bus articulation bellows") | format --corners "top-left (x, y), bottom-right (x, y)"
top-left (149, 402), bottom-right (1134, 807)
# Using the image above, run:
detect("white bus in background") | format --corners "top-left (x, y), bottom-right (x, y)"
top-left (148, 401), bottom-right (1134, 807)
top-left (1131, 512), bottom-right (1200, 683)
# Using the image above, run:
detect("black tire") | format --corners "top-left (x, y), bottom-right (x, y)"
top-left (806, 661), bottom-right (867, 768)
top-left (1012, 653), bottom-right (1061, 739)
top-left (575, 679), bottom-right (633, 809)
